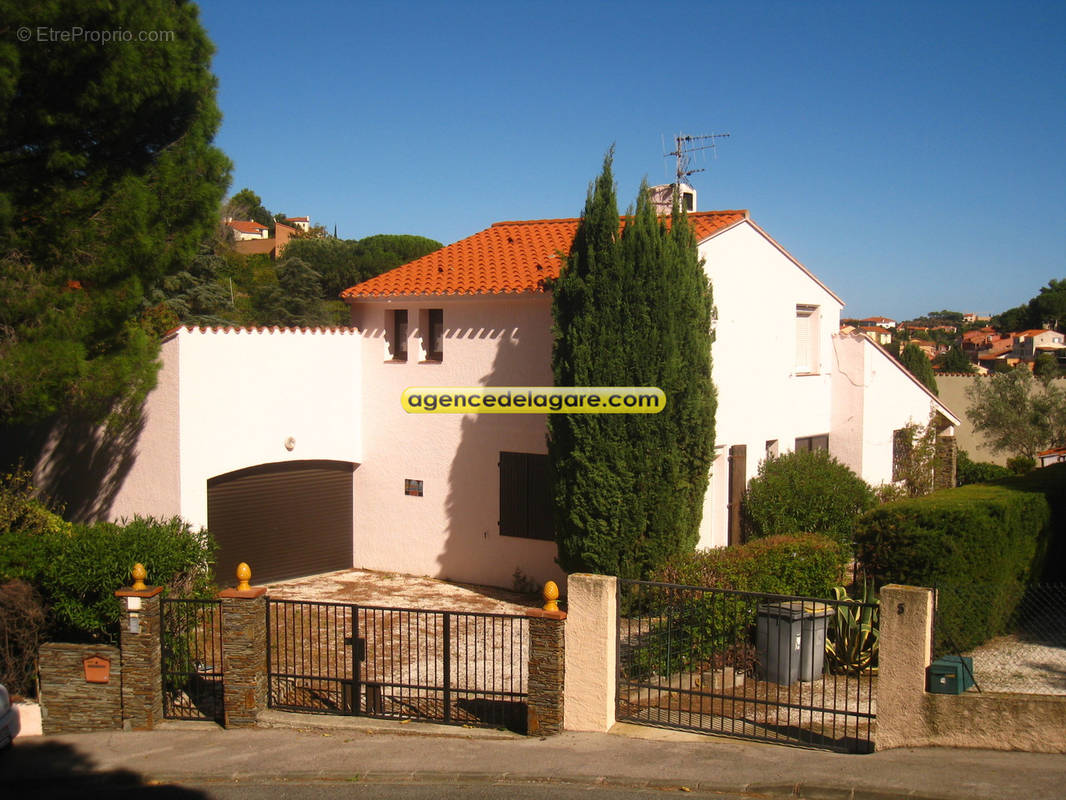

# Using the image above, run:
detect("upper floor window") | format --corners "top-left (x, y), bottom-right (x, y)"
top-left (388, 309), bottom-right (408, 361)
top-left (795, 434), bottom-right (829, 453)
top-left (423, 308), bottom-right (443, 361)
top-left (795, 304), bottom-right (820, 373)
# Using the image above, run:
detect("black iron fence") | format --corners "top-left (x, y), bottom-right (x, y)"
top-left (617, 580), bottom-right (877, 753)
top-left (933, 582), bottom-right (1066, 695)
top-left (267, 599), bottom-right (528, 731)
top-left (160, 597), bottom-right (224, 721)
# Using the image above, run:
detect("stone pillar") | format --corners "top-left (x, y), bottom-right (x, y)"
top-left (934, 435), bottom-right (957, 490)
top-left (876, 584), bottom-right (934, 750)
top-left (526, 606), bottom-right (566, 736)
top-left (563, 573), bottom-right (617, 732)
top-left (115, 571), bottom-right (165, 731)
top-left (218, 565), bottom-right (268, 728)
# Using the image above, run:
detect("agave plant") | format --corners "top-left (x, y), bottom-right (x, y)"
top-left (825, 580), bottom-right (879, 675)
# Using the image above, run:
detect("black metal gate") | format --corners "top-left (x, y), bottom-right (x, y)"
top-left (267, 599), bottom-right (528, 732)
top-left (160, 597), bottom-right (224, 721)
top-left (617, 580), bottom-right (876, 753)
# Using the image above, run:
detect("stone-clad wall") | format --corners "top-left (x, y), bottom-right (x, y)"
top-left (526, 610), bottom-right (566, 735)
top-left (117, 589), bottom-right (163, 730)
top-left (39, 642), bottom-right (122, 734)
top-left (219, 589), bottom-right (268, 728)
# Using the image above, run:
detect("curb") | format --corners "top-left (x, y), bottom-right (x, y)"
top-left (0, 769), bottom-right (995, 800)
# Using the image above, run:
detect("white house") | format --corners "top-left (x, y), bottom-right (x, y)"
top-left (1012, 329), bottom-right (1065, 361)
top-left (36, 206), bottom-right (960, 589)
top-left (225, 219), bottom-right (270, 240)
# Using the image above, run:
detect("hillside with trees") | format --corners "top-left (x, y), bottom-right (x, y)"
top-left (148, 189), bottom-right (442, 329)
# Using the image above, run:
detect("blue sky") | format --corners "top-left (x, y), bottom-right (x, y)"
top-left (197, 0), bottom-right (1065, 322)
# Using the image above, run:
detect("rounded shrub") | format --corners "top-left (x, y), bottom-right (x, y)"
top-left (655, 532), bottom-right (848, 597)
top-left (956, 449), bottom-right (1011, 486)
top-left (741, 450), bottom-right (875, 547)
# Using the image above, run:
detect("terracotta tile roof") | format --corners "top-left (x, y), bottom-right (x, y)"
top-left (341, 211), bottom-right (748, 299)
top-left (1018, 329), bottom-right (1055, 338)
top-left (227, 220), bottom-right (268, 234)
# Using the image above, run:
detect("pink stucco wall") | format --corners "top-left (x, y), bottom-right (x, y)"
top-left (349, 295), bottom-right (565, 590)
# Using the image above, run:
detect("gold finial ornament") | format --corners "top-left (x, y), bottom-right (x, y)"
top-left (131, 563), bottom-right (147, 591)
top-left (542, 580), bottom-right (559, 612)
top-left (236, 562), bottom-right (252, 591)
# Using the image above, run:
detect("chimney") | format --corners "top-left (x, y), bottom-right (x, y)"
top-left (648, 183), bottom-right (696, 214)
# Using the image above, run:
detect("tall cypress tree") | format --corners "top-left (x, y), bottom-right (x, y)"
top-left (549, 152), bottom-right (716, 578)
top-left (900, 343), bottom-right (939, 396)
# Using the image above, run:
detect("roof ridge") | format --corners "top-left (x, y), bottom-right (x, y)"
top-left (489, 210), bottom-right (750, 228)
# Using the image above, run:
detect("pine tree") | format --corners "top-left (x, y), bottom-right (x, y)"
top-left (548, 151), bottom-right (715, 578)
top-left (0, 0), bottom-right (231, 425)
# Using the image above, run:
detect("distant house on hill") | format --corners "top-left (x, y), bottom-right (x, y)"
top-left (1012, 329), bottom-right (1065, 362)
top-left (284, 216), bottom-right (311, 232)
top-left (225, 220), bottom-right (269, 240)
top-left (860, 316), bottom-right (896, 329)
top-left (230, 219), bottom-right (302, 260)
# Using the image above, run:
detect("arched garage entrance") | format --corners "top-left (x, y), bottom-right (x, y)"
top-left (207, 460), bottom-right (355, 585)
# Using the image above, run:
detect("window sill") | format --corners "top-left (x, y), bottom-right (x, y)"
top-left (419, 359), bottom-right (443, 365)
top-left (384, 358), bottom-right (408, 364)
top-left (792, 370), bottom-right (822, 377)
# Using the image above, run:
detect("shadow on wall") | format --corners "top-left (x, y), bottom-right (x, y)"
top-left (438, 324), bottom-right (558, 591)
top-left (0, 406), bottom-right (144, 523)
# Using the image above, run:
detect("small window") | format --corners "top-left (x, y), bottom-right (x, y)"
top-left (499, 452), bottom-right (552, 541)
top-left (795, 435), bottom-right (829, 453)
top-left (892, 429), bottom-right (911, 482)
top-left (389, 310), bottom-right (408, 361)
top-left (765, 439), bottom-right (779, 460)
top-left (404, 479), bottom-right (423, 497)
top-left (424, 308), bottom-right (443, 361)
top-left (795, 304), bottom-right (819, 373)
top-left (682, 191), bottom-right (694, 211)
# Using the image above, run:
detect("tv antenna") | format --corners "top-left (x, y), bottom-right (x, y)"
top-left (665, 132), bottom-right (730, 186)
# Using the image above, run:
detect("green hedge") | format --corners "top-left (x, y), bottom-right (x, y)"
top-left (853, 466), bottom-right (1062, 652)
top-left (1, 472), bottom-right (216, 641)
top-left (654, 533), bottom-right (848, 597)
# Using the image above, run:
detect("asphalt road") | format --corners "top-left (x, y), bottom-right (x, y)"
top-left (16, 777), bottom-right (748, 799)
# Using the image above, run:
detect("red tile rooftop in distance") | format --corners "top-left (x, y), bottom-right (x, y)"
top-left (341, 211), bottom-right (748, 299)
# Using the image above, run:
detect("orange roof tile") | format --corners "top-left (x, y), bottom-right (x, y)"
top-left (227, 220), bottom-right (268, 234)
top-left (341, 211), bottom-right (748, 299)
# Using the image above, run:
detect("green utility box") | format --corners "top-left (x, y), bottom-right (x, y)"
top-left (927, 655), bottom-right (975, 694)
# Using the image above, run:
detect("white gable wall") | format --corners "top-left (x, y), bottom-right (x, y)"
top-left (697, 221), bottom-right (843, 548)
top-left (175, 327), bottom-right (362, 528)
top-left (832, 333), bottom-right (958, 487)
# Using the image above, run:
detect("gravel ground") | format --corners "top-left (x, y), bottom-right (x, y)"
top-left (266, 569), bottom-right (537, 615)
top-left (965, 634), bottom-right (1066, 695)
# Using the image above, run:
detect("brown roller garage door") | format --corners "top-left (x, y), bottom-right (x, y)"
top-left (207, 460), bottom-right (354, 585)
